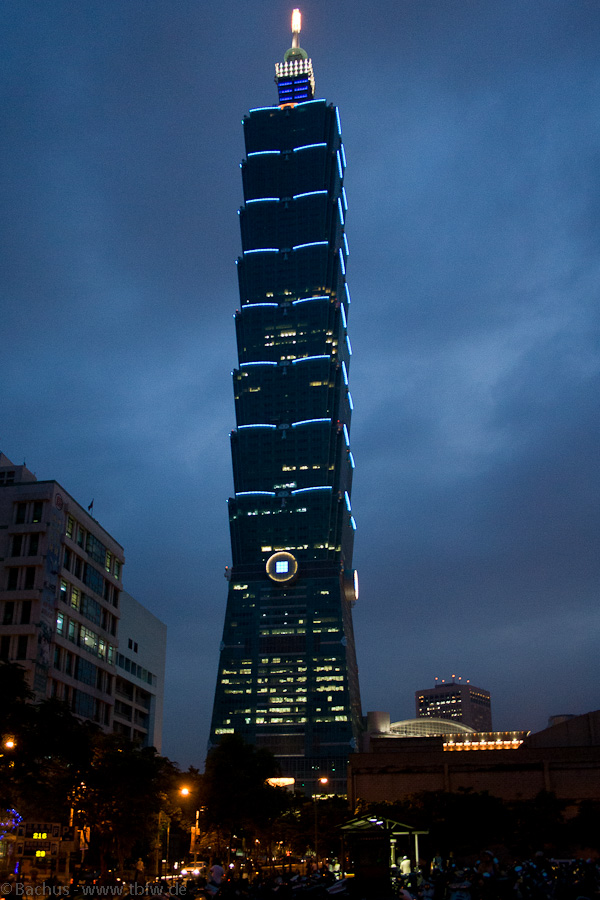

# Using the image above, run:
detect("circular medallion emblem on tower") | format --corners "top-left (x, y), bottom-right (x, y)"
top-left (266, 551), bottom-right (298, 584)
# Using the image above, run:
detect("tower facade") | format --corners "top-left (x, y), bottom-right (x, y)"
top-left (210, 13), bottom-right (361, 794)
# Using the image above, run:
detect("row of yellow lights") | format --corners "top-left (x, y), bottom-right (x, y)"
top-left (443, 738), bottom-right (524, 751)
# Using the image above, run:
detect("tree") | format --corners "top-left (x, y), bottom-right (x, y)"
top-left (0, 663), bottom-right (192, 877)
top-left (202, 734), bottom-right (288, 859)
top-left (565, 799), bottom-right (600, 856)
top-left (359, 790), bottom-right (511, 863)
top-left (79, 733), bottom-right (177, 875)
top-left (0, 662), bottom-right (33, 716)
top-left (508, 791), bottom-right (566, 856)
top-left (277, 794), bottom-right (349, 862)
top-left (0, 664), bottom-right (95, 820)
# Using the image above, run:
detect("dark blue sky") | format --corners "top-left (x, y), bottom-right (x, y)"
top-left (2, 1), bottom-right (599, 767)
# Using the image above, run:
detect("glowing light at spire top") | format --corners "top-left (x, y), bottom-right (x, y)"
top-left (292, 9), bottom-right (301, 48)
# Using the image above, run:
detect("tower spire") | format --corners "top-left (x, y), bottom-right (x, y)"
top-left (275, 9), bottom-right (315, 106)
top-left (291, 8), bottom-right (301, 49)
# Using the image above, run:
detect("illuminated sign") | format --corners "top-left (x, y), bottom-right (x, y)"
top-left (266, 776), bottom-right (295, 788)
top-left (266, 551), bottom-right (298, 584)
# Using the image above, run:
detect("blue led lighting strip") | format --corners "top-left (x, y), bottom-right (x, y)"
top-left (239, 361), bottom-right (278, 367)
top-left (243, 303), bottom-right (278, 309)
top-left (236, 491), bottom-right (276, 497)
top-left (291, 417), bottom-right (332, 427)
top-left (293, 142), bottom-right (327, 152)
top-left (293, 241), bottom-right (328, 251)
top-left (292, 296), bottom-right (329, 306)
top-left (293, 190), bottom-right (328, 200)
top-left (291, 486), bottom-right (332, 494)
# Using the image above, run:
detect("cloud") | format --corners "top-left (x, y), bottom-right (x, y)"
top-left (1, 0), bottom-right (599, 765)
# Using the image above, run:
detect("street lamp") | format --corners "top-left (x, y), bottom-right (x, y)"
top-left (154, 810), bottom-right (171, 879)
top-left (313, 777), bottom-right (329, 873)
top-left (179, 787), bottom-right (200, 865)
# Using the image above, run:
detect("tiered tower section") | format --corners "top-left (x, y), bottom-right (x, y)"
top-left (210, 13), bottom-right (361, 795)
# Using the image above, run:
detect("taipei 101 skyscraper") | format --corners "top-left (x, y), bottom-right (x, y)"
top-left (209, 10), bottom-right (361, 794)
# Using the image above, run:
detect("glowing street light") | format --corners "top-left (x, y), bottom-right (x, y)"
top-left (179, 787), bottom-right (201, 865)
top-left (314, 777), bottom-right (329, 872)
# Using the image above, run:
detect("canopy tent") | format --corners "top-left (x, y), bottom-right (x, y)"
top-left (339, 815), bottom-right (429, 876)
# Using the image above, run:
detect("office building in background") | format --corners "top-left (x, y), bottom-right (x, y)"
top-left (416, 678), bottom-right (492, 731)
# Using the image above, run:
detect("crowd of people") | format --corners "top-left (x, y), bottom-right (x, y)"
top-left (395, 853), bottom-right (600, 900)
top-left (3, 854), bottom-right (599, 900)
top-left (183, 853), bottom-right (600, 900)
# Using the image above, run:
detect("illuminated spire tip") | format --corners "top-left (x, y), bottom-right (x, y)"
top-left (292, 9), bottom-right (301, 48)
